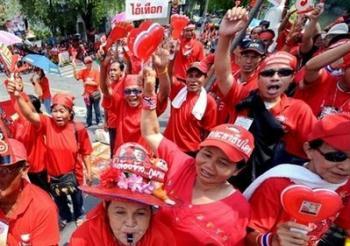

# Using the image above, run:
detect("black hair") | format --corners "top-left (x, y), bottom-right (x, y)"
top-left (28, 94), bottom-right (42, 113)
top-left (259, 20), bottom-right (270, 29)
top-left (328, 34), bottom-right (350, 47)
top-left (110, 59), bottom-right (125, 72)
top-left (236, 160), bottom-right (246, 170)
top-left (308, 139), bottom-right (324, 149)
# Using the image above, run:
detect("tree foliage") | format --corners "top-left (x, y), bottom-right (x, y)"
top-left (0, 0), bottom-right (22, 26)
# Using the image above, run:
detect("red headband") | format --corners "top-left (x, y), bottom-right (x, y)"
top-left (52, 93), bottom-right (75, 109)
top-left (259, 51), bottom-right (297, 71)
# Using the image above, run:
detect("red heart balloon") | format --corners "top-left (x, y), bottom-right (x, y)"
top-left (127, 21), bottom-right (153, 56)
top-left (105, 22), bottom-right (133, 51)
top-left (133, 23), bottom-right (164, 61)
top-left (281, 185), bottom-right (343, 224)
top-left (171, 14), bottom-right (190, 39)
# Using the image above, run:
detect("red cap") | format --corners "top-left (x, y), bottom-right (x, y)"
top-left (308, 113), bottom-right (350, 152)
top-left (187, 61), bottom-right (208, 75)
top-left (259, 51), bottom-right (297, 71)
top-left (124, 74), bottom-right (140, 88)
top-left (52, 93), bottom-right (75, 110)
top-left (80, 143), bottom-right (172, 206)
top-left (0, 138), bottom-right (27, 166)
top-left (200, 124), bottom-right (254, 163)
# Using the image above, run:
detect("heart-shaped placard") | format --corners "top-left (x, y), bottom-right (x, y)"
top-left (171, 14), bottom-right (190, 39)
top-left (127, 21), bottom-right (153, 57)
top-left (281, 185), bottom-right (343, 224)
top-left (105, 22), bottom-right (133, 51)
top-left (133, 22), bottom-right (164, 61)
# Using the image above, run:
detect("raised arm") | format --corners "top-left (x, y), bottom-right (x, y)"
top-left (141, 67), bottom-right (164, 153)
top-left (7, 79), bottom-right (40, 125)
top-left (304, 41), bottom-right (350, 85)
top-left (153, 46), bottom-right (171, 103)
top-left (300, 4), bottom-right (324, 54)
top-left (215, 7), bottom-right (248, 97)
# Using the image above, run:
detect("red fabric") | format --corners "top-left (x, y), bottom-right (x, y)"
top-left (248, 177), bottom-right (350, 245)
top-left (223, 84), bottom-right (317, 158)
top-left (164, 79), bottom-right (217, 152)
top-left (52, 93), bottom-right (74, 109)
top-left (294, 69), bottom-right (350, 117)
top-left (335, 180), bottom-right (350, 230)
top-left (201, 53), bottom-right (215, 69)
top-left (39, 77), bottom-right (51, 100)
top-left (102, 90), bottom-right (167, 153)
top-left (106, 81), bottom-right (123, 128)
top-left (38, 115), bottom-right (92, 177)
top-left (156, 138), bottom-right (250, 245)
top-left (173, 38), bottom-right (205, 79)
top-left (76, 68), bottom-right (100, 95)
top-left (0, 181), bottom-right (59, 245)
top-left (12, 118), bottom-right (46, 173)
top-left (70, 203), bottom-right (176, 246)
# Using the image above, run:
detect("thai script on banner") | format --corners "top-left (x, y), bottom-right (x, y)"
top-left (125, 0), bottom-right (169, 21)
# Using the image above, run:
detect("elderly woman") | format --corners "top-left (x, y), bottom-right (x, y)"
top-left (140, 68), bottom-right (254, 245)
top-left (70, 143), bottom-right (176, 246)
top-left (7, 80), bottom-right (93, 228)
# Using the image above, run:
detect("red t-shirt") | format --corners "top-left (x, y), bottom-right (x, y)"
top-left (156, 138), bottom-right (251, 245)
top-left (294, 69), bottom-right (350, 118)
top-left (12, 118), bottom-right (46, 173)
top-left (164, 80), bottom-right (217, 152)
top-left (223, 83), bottom-right (317, 158)
top-left (105, 79), bottom-right (123, 128)
top-left (38, 115), bottom-right (93, 177)
top-left (248, 177), bottom-right (350, 245)
top-left (173, 38), bottom-right (205, 79)
top-left (76, 68), bottom-right (100, 94)
top-left (102, 92), bottom-right (167, 153)
top-left (0, 181), bottom-right (59, 245)
top-left (70, 203), bottom-right (176, 246)
top-left (39, 76), bottom-right (51, 100)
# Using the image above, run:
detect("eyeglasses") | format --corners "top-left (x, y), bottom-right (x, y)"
top-left (124, 88), bottom-right (142, 96)
top-left (316, 149), bottom-right (350, 162)
top-left (259, 68), bottom-right (294, 77)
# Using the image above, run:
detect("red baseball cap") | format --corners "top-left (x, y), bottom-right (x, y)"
top-left (308, 113), bottom-right (350, 152)
top-left (187, 61), bottom-right (208, 75)
top-left (258, 51), bottom-right (297, 72)
top-left (52, 93), bottom-right (75, 110)
top-left (200, 124), bottom-right (255, 163)
top-left (0, 138), bottom-right (27, 166)
top-left (80, 143), bottom-right (172, 207)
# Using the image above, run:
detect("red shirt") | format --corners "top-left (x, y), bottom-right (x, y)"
top-left (39, 115), bottom-right (93, 177)
top-left (76, 68), bottom-right (100, 95)
top-left (156, 138), bottom-right (251, 245)
top-left (102, 92), bottom-right (167, 153)
top-left (249, 177), bottom-right (350, 245)
top-left (173, 38), bottom-right (205, 79)
top-left (164, 80), bottom-right (217, 152)
top-left (223, 83), bottom-right (317, 158)
top-left (294, 69), bottom-right (350, 118)
top-left (105, 79), bottom-right (123, 128)
top-left (70, 203), bottom-right (176, 246)
top-left (39, 76), bottom-right (51, 100)
top-left (0, 181), bottom-right (59, 245)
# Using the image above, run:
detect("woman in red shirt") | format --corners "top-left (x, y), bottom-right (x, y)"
top-left (140, 69), bottom-right (254, 245)
top-left (70, 143), bottom-right (176, 246)
top-left (31, 68), bottom-right (52, 113)
top-left (6, 81), bottom-right (93, 228)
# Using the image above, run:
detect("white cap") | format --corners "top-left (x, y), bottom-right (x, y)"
top-left (326, 23), bottom-right (349, 36)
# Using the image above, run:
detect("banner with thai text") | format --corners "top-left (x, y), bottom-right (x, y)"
top-left (125, 0), bottom-right (169, 21)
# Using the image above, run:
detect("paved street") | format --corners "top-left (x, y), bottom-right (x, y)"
top-left (0, 62), bottom-right (170, 245)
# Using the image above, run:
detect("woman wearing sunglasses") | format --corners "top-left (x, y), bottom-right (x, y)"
top-left (70, 142), bottom-right (176, 246)
top-left (215, 6), bottom-right (317, 191)
top-left (100, 47), bottom-right (170, 154)
top-left (245, 113), bottom-right (350, 246)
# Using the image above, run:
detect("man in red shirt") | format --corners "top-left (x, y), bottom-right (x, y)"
top-left (73, 56), bottom-right (101, 127)
top-left (164, 61), bottom-right (217, 156)
top-left (172, 23), bottom-right (205, 80)
top-left (294, 40), bottom-right (350, 118)
top-left (0, 136), bottom-right (59, 245)
top-left (245, 113), bottom-right (350, 246)
top-left (215, 7), bottom-right (316, 190)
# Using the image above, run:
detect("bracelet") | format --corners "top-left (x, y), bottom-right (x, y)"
top-left (156, 67), bottom-right (168, 76)
top-left (142, 95), bottom-right (157, 110)
top-left (257, 233), bottom-right (273, 246)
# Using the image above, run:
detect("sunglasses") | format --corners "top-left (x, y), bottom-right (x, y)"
top-left (317, 149), bottom-right (350, 162)
top-left (259, 68), bottom-right (294, 77)
top-left (124, 88), bottom-right (142, 96)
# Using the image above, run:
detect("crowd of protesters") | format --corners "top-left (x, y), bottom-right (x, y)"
top-left (1, 2), bottom-right (350, 246)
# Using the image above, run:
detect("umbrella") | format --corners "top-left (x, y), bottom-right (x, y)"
top-left (22, 54), bottom-right (60, 75)
top-left (0, 31), bottom-right (22, 46)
